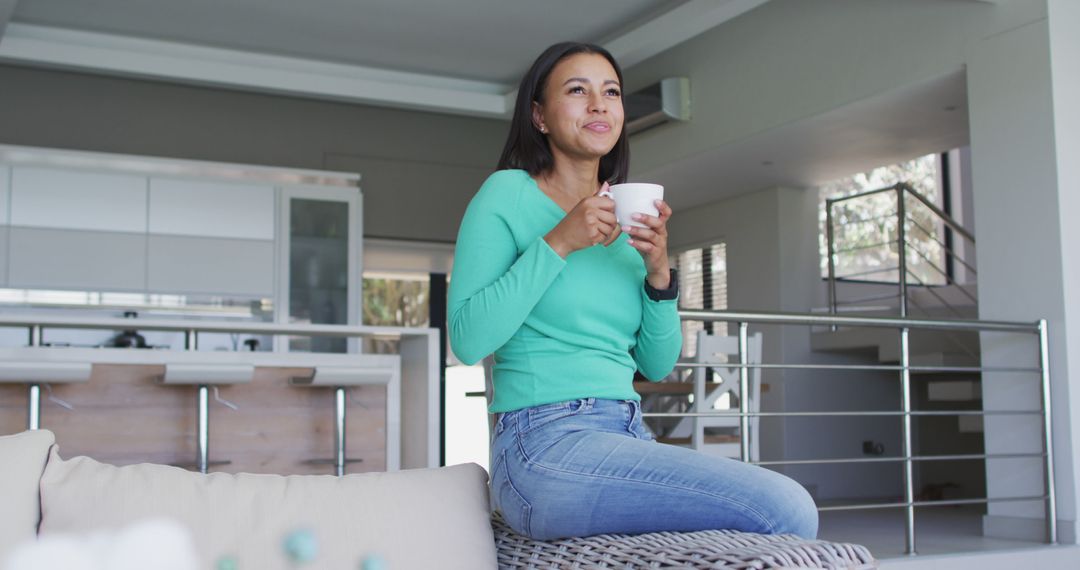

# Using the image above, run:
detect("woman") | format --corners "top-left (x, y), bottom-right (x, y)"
top-left (448, 42), bottom-right (818, 541)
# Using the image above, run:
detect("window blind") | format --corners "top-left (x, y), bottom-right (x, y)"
top-left (673, 243), bottom-right (728, 358)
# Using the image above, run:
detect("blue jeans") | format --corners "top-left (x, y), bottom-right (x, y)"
top-left (489, 398), bottom-right (818, 540)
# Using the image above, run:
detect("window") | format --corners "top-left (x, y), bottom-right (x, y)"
top-left (818, 153), bottom-right (948, 286)
top-left (674, 242), bottom-right (728, 359)
top-left (360, 271), bottom-right (429, 354)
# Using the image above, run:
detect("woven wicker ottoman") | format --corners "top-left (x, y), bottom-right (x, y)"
top-left (491, 513), bottom-right (877, 569)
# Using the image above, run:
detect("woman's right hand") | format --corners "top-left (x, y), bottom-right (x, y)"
top-left (544, 183), bottom-right (620, 258)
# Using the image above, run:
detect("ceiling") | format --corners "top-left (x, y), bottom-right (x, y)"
top-left (8, 0), bottom-right (668, 84)
top-left (0, 0), bottom-right (973, 209)
top-left (0, 0), bottom-right (771, 116)
top-left (641, 71), bottom-right (970, 210)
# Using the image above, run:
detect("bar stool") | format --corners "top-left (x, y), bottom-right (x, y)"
top-left (289, 366), bottom-right (395, 476)
top-left (158, 363), bottom-right (253, 474)
top-left (0, 361), bottom-right (92, 430)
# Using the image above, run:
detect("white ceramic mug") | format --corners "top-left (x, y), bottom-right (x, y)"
top-left (601, 183), bottom-right (664, 228)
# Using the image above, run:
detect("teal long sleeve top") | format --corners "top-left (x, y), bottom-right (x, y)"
top-left (448, 169), bottom-right (682, 413)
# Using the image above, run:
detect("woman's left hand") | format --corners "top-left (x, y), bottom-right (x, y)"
top-left (624, 199), bottom-right (673, 289)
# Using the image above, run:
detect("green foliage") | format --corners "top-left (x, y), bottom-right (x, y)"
top-left (362, 276), bottom-right (430, 353)
top-left (818, 154), bottom-right (947, 285)
top-left (362, 278), bottom-right (429, 327)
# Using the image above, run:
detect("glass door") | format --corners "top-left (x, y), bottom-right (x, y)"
top-left (277, 186), bottom-right (362, 353)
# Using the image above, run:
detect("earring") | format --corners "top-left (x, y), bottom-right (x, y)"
top-left (539, 126), bottom-right (547, 133)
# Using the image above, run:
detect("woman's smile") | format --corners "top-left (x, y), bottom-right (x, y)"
top-left (533, 52), bottom-right (625, 160)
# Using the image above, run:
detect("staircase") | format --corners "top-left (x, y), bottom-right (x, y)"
top-left (819, 182), bottom-right (980, 364)
top-left (824, 182), bottom-right (977, 321)
top-left (816, 181), bottom-right (985, 501)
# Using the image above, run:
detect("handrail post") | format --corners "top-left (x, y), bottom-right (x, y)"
top-left (738, 322), bottom-right (750, 463)
top-left (900, 327), bottom-right (916, 554)
top-left (185, 329), bottom-right (210, 475)
top-left (1038, 319), bottom-right (1057, 544)
top-left (896, 186), bottom-right (909, 318)
top-left (27, 325), bottom-right (43, 430)
top-left (826, 198), bottom-right (838, 331)
top-left (335, 386), bottom-right (347, 477)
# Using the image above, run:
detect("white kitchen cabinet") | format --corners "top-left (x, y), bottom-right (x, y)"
top-left (0, 165), bottom-right (10, 225)
top-left (8, 227), bottom-right (147, 291)
top-left (149, 178), bottom-right (275, 240)
top-left (0, 145), bottom-right (361, 329)
top-left (0, 228), bottom-right (8, 287)
top-left (10, 167), bottom-right (147, 233)
top-left (148, 235), bottom-right (274, 296)
top-left (0, 167), bottom-right (8, 287)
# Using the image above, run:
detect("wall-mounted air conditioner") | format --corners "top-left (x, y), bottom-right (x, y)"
top-left (624, 77), bottom-right (691, 135)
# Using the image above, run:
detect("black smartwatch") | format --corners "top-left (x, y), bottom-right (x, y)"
top-left (644, 268), bottom-right (679, 301)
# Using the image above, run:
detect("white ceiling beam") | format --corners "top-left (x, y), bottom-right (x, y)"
top-left (0, 0), bottom-right (18, 40)
top-left (502, 0), bottom-right (772, 114)
top-left (0, 23), bottom-right (511, 118)
top-left (0, 2), bottom-right (771, 118)
top-left (603, 0), bottom-right (771, 69)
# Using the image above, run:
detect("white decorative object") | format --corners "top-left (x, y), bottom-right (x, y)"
top-left (3, 518), bottom-right (199, 570)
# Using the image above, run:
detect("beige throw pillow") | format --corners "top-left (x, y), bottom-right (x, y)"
top-left (0, 429), bottom-right (56, 561)
top-left (39, 448), bottom-right (496, 570)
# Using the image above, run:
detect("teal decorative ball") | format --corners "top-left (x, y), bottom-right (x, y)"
top-left (283, 528), bottom-right (319, 563)
top-left (215, 556), bottom-right (239, 570)
top-left (360, 554), bottom-right (387, 570)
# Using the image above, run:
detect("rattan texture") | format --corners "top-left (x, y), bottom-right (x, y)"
top-left (492, 512), bottom-right (877, 569)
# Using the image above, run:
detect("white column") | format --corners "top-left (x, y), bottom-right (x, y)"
top-left (1047, 0), bottom-right (1080, 545)
top-left (968, 4), bottom-right (1079, 544)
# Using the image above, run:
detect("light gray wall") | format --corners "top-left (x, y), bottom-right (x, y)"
top-left (670, 187), bottom-right (903, 500)
top-left (636, 0), bottom-right (1077, 512)
top-left (0, 64), bottom-right (507, 243)
top-left (968, 8), bottom-right (1077, 542)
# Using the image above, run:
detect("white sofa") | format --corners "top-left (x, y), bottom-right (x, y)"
top-left (0, 430), bottom-right (498, 569)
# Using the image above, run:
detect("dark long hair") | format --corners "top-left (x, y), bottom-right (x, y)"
top-left (496, 42), bottom-right (630, 184)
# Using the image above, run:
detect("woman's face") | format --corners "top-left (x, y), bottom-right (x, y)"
top-left (533, 53), bottom-right (624, 162)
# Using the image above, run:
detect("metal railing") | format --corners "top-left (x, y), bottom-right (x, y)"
top-left (644, 309), bottom-right (1056, 555)
top-left (826, 183), bottom-right (976, 319)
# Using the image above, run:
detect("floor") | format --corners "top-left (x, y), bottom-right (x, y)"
top-left (817, 505), bottom-right (1049, 560)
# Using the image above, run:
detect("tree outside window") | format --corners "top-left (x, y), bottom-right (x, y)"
top-left (818, 153), bottom-right (948, 286)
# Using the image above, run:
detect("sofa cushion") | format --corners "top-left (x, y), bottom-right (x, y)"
top-left (38, 447), bottom-right (497, 569)
top-left (0, 430), bottom-right (56, 561)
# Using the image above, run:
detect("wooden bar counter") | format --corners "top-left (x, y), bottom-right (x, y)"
top-left (0, 328), bottom-right (438, 474)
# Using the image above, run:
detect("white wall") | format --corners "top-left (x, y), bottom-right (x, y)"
top-left (1047, 0), bottom-right (1080, 543)
top-left (670, 187), bottom-right (903, 501)
top-left (968, 8), bottom-right (1076, 543)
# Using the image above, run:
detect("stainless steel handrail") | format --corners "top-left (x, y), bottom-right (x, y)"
top-left (898, 182), bottom-right (976, 244)
top-left (657, 309), bottom-right (1056, 554)
top-left (831, 212), bottom-right (899, 228)
top-left (0, 314), bottom-right (427, 338)
top-left (832, 240), bottom-right (896, 256)
top-left (907, 217), bottom-right (979, 276)
top-left (826, 183), bottom-right (977, 319)
top-left (677, 309), bottom-right (1031, 332)
top-left (645, 410), bottom-right (1042, 417)
top-left (816, 495), bottom-right (1046, 512)
top-left (829, 183), bottom-right (975, 244)
top-left (834, 265), bottom-right (902, 281)
top-left (753, 452), bottom-right (1045, 467)
top-left (904, 269), bottom-right (969, 320)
